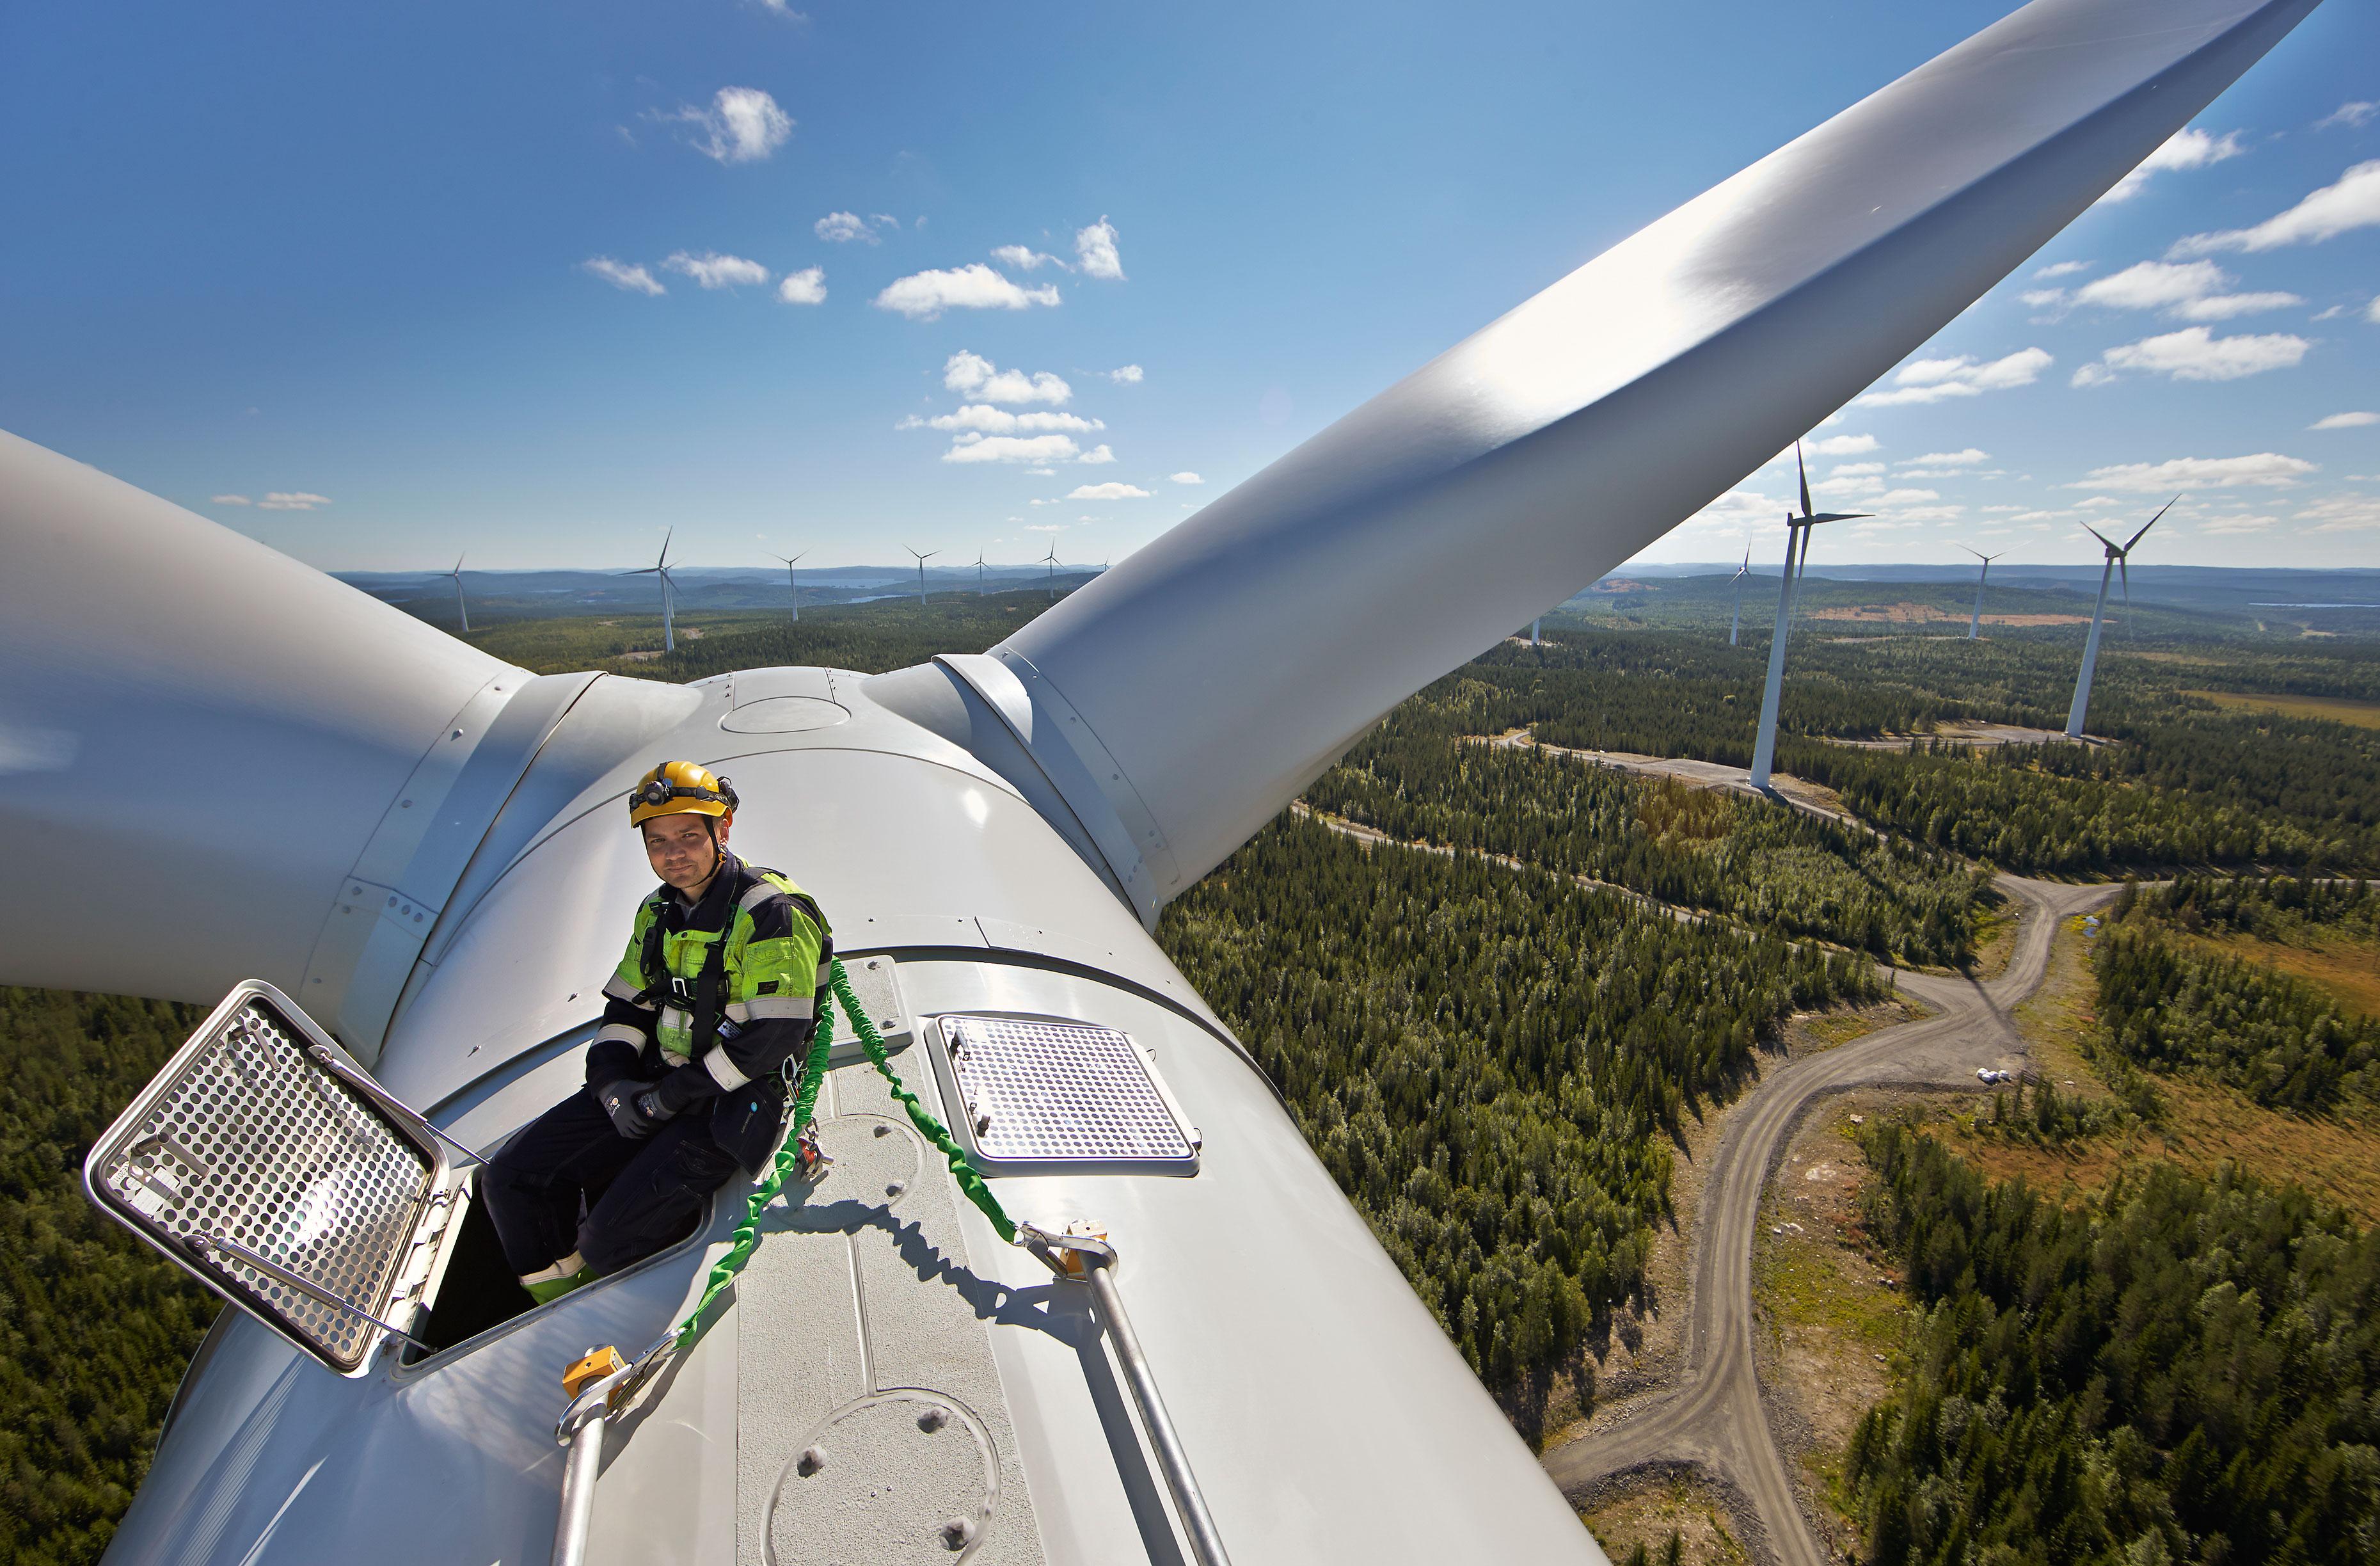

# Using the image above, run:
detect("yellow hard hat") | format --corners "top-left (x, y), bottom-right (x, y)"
top-left (628, 760), bottom-right (739, 827)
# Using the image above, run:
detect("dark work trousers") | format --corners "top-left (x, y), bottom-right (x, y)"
top-left (482, 1089), bottom-right (741, 1277)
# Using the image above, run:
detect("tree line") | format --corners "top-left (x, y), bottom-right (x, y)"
top-left (1305, 681), bottom-right (1986, 964)
top-left (1847, 1123), bottom-right (2380, 1566)
top-left (2092, 877), bottom-right (2380, 1115)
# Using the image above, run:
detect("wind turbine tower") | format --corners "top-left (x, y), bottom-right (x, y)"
top-left (1748, 444), bottom-right (1868, 790)
top-left (1530, 617), bottom-right (1542, 646)
top-left (1042, 543), bottom-right (1061, 600)
top-left (2065, 500), bottom-right (2172, 739)
top-left (624, 529), bottom-right (680, 653)
top-left (775, 551), bottom-right (806, 622)
top-left (445, 554), bottom-right (469, 634)
top-left (1962, 546), bottom-right (2001, 639)
top-left (974, 550), bottom-right (987, 596)
top-left (1728, 536), bottom-right (1752, 646)
top-left (907, 547), bottom-right (939, 606)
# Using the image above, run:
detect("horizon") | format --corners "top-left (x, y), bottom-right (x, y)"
top-left (5, 0), bottom-right (2377, 575)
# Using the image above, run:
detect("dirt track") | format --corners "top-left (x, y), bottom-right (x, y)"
top-left (1540, 875), bottom-right (2121, 1565)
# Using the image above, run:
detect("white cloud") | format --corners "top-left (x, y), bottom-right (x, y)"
top-left (1895, 505), bottom-right (1967, 522)
top-left (1815, 474), bottom-right (1883, 497)
top-left (2033, 260), bottom-right (2093, 279)
top-left (2058, 259), bottom-right (2303, 321)
top-left (926, 404), bottom-right (1102, 435)
top-left (1170, 472), bottom-right (1203, 484)
top-left (2021, 289), bottom-right (2070, 310)
top-left (2100, 127), bottom-right (2247, 204)
top-left (664, 251), bottom-right (770, 289)
top-left (2301, 493), bottom-right (2380, 533)
top-left (583, 257), bottom-right (665, 296)
top-left (2312, 411), bottom-right (2379, 430)
top-left (2368, 294), bottom-right (2380, 325)
top-left (1068, 483), bottom-right (1150, 500)
top-left (1077, 444), bottom-right (1117, 465)
top-left (991, 244), bottom-right (1065, 271)
top-left (2071, 326), bottom-right (2310, 385)
top-left (942, 351), bottom-right (1071, 404)
top-left (875, 264), bottom-right (1061, 320)
top-left (1107, 365), bottom-right (1144, 385)
top-left (1981, 504), bottom-right (2025, 513)
top-left (1907, 448), bottom-right (1990, 468)
top-left (1859, 348), bottom-right (2051, 406)
top-left (942, 433), bottom-right (1081, 465)
top-left (1807, 433), bottom-right (1878, 456)
top-left (659, 86), bottom-right (793, 164)
top-left (1830, 462), bottom-right (1887, 477)
top-left (2198, 513), bottom-right (2280, 535)
top-left (2070, 453), bottom-right (2317, 492)
top-left (1874, 488), bottom-right (1942, 506)
top-left (210, 494), bottom-right (251, 506)
top-left (2319, 102), bottom-right (2378, 130)
top-left (1074, 217), bottom-right (1124, 280)
top-left (815, 211), bottom-right (882, 244)
top-left (2077, 496), bottom-right (2124, 508)
top-left (258, 491), bottom-right (331, 511)
top-left (2171, 161), bottom-right (2380, 255)
top-left (777, 266), bottom-right (826, 305)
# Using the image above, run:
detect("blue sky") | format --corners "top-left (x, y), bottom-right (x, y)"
top-left (3, 1), bottom-right (2376, 576)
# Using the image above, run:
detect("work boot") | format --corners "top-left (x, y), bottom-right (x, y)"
top-left (521, 1254), bottom-right (596, 1305)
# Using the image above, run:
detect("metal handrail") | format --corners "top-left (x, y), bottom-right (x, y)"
top-left (1026, 1227), bottom-right (1233, 1566)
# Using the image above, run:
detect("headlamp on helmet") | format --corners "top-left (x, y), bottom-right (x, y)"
top-left (628, 761), bottom-right (739, 827)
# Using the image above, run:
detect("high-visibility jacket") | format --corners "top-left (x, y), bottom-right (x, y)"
top-left (592, 849), bottom-right (832, 1172)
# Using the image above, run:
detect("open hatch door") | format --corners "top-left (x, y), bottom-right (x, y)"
top-left (84, 980), bottom-right (470, 1376)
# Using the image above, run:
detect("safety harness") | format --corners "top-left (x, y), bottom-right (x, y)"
top-left (631, 858), bottom-right (825, 1071)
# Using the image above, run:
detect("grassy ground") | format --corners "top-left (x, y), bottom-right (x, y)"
top-left (1786, 995), bottom-right (1930, 1053)
top-left (2170, 923), bottom-right (2380, 1021)
top-left (1580, 1474), bottom-right (1753, 1566)
top-left (1946, 913), bottom-right (2380, 1223)
top-left (2186, 688), bottom-right (2380, 730)
top-left (1752, 1107), bottom-right (1908, 1552)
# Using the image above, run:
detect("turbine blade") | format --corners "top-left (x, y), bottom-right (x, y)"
top-left (2120, 554), bottom-right (2130, 606)
top-left (1797, 442), bottom-right (1814, 520)
top-left (2082, 522), bottom-right (2116, 552)
top-left (2127, 495), bottom-right (2177, 550)
top-left (919, 0), bottom-right (2318, 915)
top-left (0, 431), bottom-right (520, 1003)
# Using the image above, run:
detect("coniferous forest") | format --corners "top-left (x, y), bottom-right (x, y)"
top-left (1848, 1124), bottom-right (2380, 1566)
top-left (1157, 814), bottom-right (1877, 1404)
top-left (2095, 877), bottom-right (2380, 1114)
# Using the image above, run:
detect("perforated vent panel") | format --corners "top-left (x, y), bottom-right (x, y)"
top-left (938, 1016), bottom-right (1198, 1175)
top-left (87, 987), bottom-right (442, 1373)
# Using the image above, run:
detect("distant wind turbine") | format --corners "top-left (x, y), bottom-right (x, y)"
top-left (445, 554), bottom-right (470, 634)
top-left (1042, 543), bottom-right (1061, 600)
top-left (1962, 546), bottom-right (2003, 639)
top-left (623, 528), bottom-right (680, 653)
top-left (1749, 443), bottom-right (1869, 791)
top-left (2065, 500), bottom-right (2172, 739)
top-left (907, 547), bottom-right (939, 606)
top-left (775, 551), bottom-right (806, 622)
top-left (1729, 534), bottom-right (1752, 646)
top-left (974, 550), bottom-right (987, 596)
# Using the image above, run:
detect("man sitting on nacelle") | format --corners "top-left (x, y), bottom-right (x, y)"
top-left (484, 760), bottom-right (833, 1304)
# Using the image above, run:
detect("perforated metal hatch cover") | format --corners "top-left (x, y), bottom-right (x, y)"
top-left (83, 981), bottom-right (454, 1375)
top-left (934, 1015), bottom-right (1198, 1176)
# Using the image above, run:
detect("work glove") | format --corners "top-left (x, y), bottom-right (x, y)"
top-left (595, 1078), bottom-right (674, 1140)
